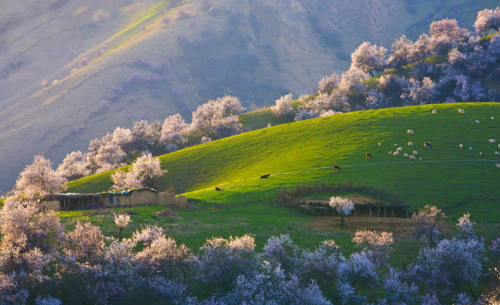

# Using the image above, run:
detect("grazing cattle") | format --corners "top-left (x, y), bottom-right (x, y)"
top-left (333, 166), bottom-right (342, 172)
top-left (497, 163), bottom-right (500, 169)
top-left (215, 187), bottom-right (221, 191)
top-left (413, 151), bottom-right (418, 155)
top-left (459, 109), bottom-right (465, 113)
top-left (432, 109), bottom-right (437, 114)
top-left (459, 144), bottom-right (464, 149)
top-left (409, 155), bottom-right (415, 160)
top-left (489, 139), bottom-right (496, 144)
top-left (424, 142), bottom-right (433, 148)
top-left (408, 142), bottom-right (414, 146)
top-left (407, 130), bottom-right (414, 134)
top-left (366, 153), bottom-right (372, 159)
top-left (260, 174), bottom-right (270, 179)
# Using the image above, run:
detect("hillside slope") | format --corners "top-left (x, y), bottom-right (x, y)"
top-left (68, 103), bottom-right (500, 220)
top-left (1, 0), bottom-right (500, 191)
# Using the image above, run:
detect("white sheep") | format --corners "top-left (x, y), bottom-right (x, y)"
top-left (495, 151), bottom-right (499, 156)
top-left (459, 144), bottom-right (464, 149)
top-left (407, 130), bottom-right (414, 134)
top-left (476, 120), bottom-right (480, 123)
top-left (498, 144), bottom-right (500, 149)
top-left (408, 142), bottom-right (414, 146)
top-left (397, 147), bottom-right (403, 152)
top-left (492, 117), bottom-right (494, 120)
top-left (432, 109), bottom-right (437, 114)
top-left (480, 152), bottom-right (483, 156)
top-left (419, 157), bottom-right (423, 160)
top-left (393, 151), bottom-right (400, 156)
top-left (409, 155), bottom-right (415, 160)
top-left (469, 147), bottom-right (473, 150)
top-left (496, 163), bottom-right (500, 169)
top-left (459, 109), bottom-right (464, 113)
top-left (413, 151), bottom-right (418, 155)
top-left (489, 139), bottom-right (496, 144)
top-left (388, 151), bottom-right (392, 155)
top-left (378, 143), bottom-right (381, 146)
top-left (404, 153), bottom-right (409, 158)
top-left (394, 144), bottom-right (398, 146)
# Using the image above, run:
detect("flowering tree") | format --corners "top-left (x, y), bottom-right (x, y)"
top-left (190, 96), bottom-right (245, 137)
top-left (130, 151), bottom-right (166, 188)
top-left (56, 151), bottom-right (90, 181)
top-left (409, 33), bottom-right (430, 63)
top-left (411, 205), bottom-right (446, 248)
top-left (339, 67), bottom-right (369, 94)
top-left (200, 136), bottom-right (212, 144)
top-left (14, 155), bottom-right (67, 199)
top-left (337, 252), bottom-right (379, 304)
top-left (111, 127), bottom-right (134, 154)
top-left (132, 120), bottom-right (162, 151)
top-left (474, 7), bottom-right (500, 36)
top-left (271, 93), bottom-right (294, 117)
top-left (387, 35), bottom-right (414, 68)
top-left (402, 77), bottom-right (438, 106)
top-left (428, 18), bottom-right (469, 54)
top-left (329, 197), bottom-right (355, 227)
top-left (352, 230), bottom-right (394, 266)
top-left (159, 114), bottom-right (188, 147)
top-left (94, 140), bottom-right (127, 173)
top-left (63, 221), bottom-right (105, 264)
top-left (114, 212), bottom-right (131, 240)
top-left (317, 73), bottom-right (340, 93)
top-left (110, 169), bottom-right (144, 190)
top-left (351, 42), bottom-right (387, 76)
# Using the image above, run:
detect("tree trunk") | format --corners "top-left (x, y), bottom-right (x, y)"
top-left (341, 214), bottom-right (345, 227)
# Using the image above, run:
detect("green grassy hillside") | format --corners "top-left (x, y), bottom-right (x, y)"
top-left (2, 0), bottom-right (500, 192)
top-left (61, 102), bottom-right (500, 266)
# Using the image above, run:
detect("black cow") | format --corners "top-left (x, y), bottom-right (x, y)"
top-left (366, 153), bottom-right (372, 159)
top-left (424, 142), bottom-right (433, 148)
top-left (260, 174), bottom-right (270, 179)
top-left (215, 187), bottom-right (221, 191)
top-left (333, 165), bottom-right (342, 172)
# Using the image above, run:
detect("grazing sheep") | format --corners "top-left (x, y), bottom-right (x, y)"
top-left (459, 144), bottom-right (464, 149)
top-left (404, 153), bottom-right (409, 158)
top-left (424, 142), bottom-right (433, 148)
top-left (397, 147), bottom-right (403, 152)
top-left (408, 142), bottom-right (414, 146)
top-left (215, 187), bottom-right (221, 191)
top-left (394, 144), bottom-right (398, 146)
top-left (393, 151), bottom-right (400, 156)
top-left (420, 157), bottom-right (423, 160)
top-left (492, 117), bottom-right (494, 120)
top-left (489, 139), bottom-right (496, 144)
top-left (432, 109), bottom-right (437, 114)
top-left (459, 109), bottom-right (465, 113)
top-left (388, 151), bottom-right (392, 154)
top-left (476, 120), bottom-right (480, 123)
top-left (378, 143), bottom-right (381, 146)
top-left (333, 166), bottom-right (342, 172)
top-left (407, 130), bottom-right (414, 134)
top-left (480, 152), bottom-right (483, 156)
top-left (495, 151), bottom-right (500, 156)
top-left (409, 155), bottom-right (415, 160)
top-left (366, 153), bottom-right (372, 159)
top-left (497, 163), bottom-right (500, 169)
top-left (470, 147), bottom-right (473, 150)
top-left (260, 174), bottom-right (270, 179)
top-left (413, 151), bottom-right (418, 155)
top-left (498, 144), bottom-right (500, 149)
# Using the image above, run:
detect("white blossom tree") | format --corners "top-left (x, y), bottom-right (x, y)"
top-left (409, 33), bottom-right (430, 63)
top-left (411, 205), bottom-right (446, 248)
top-left (56, 151), bottom-right (90, 181)
top-left (271, 93), bottom-right (294, 117)
top-left (339, 67), bottom-right (369, 94)
top-left (131, 151), bottom-right (167, 188)
top-left (474, 7), bottom-right (500, 36)
top-left (387, 35), bottom-right (414, 68)
top-left (428, 18), bottom-right (469, 54)
top-left (14, 155), bottom-right (67, 199)
top-left (114, 212), bottom-right (131, 240)
top-left (352, 230), bottom-right (394, 266)
top-left (351, 42), bottom-right (387, 76)
top-left (329, 196), bottom-right (355, 227)
top-left (317, 73), bottom-right (340, 93)
top-left (110, 169), bottom-right (144, 190)
top-left (159, 114), bottom-right (188, 147)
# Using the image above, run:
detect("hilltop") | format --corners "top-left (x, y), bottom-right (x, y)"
top-left (1, 0), bottom-right (500, 191)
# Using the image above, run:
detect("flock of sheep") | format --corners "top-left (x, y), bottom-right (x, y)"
top-left (377, 108), bottom-right (500, 168)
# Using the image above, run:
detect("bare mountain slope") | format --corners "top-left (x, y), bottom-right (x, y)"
top-left (0, 0), bottom-right (498, 191)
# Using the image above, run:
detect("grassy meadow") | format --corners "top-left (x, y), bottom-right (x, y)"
top-left (61, 102), bottom-right (500, 271)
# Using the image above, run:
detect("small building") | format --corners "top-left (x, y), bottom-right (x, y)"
top-left (41, 187), bottom-right (186, 211)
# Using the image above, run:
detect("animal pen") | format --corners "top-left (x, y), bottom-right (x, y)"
top-left (40, 193), bottom-right (103, 211)
top-left (298, 197), bottom-right (411, 218)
